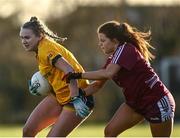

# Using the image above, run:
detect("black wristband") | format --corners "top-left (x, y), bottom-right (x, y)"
top-left (73, 72), bottom-right (82, 79)
top-left (67, 72), bottom-right (82, 82)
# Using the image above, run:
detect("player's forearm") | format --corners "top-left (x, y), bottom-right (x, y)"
top-left (69, 79), bottom-right (79, 97)
top-left (82, 69), bottom-right (113, 80)
top-left (55, 59), bottom-right (80, 97)
top-left (84, 80), bottom-right (106, 96)
top-left (84, 82), bottom-right (101, 96)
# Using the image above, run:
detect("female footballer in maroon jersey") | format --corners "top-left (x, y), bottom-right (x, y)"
top-left (63, 21), bottom-right (175, 137)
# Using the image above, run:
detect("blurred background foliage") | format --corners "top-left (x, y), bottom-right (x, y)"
top-left (0, 1), bottom-right (180, 124)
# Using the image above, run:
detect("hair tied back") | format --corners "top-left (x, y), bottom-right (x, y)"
top-left (119, 23), bottom-right (125, 32)
top-left (30, 16), bottom-right (38, 22)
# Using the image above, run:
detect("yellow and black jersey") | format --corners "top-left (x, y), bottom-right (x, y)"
top-left (37, 37), bottom-right (89, 104)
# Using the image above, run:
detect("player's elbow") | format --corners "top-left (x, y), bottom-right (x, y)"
top-left (105, 71), bottom-right (114, 79)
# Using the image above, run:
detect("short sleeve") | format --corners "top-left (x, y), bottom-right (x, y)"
top-left (46, 48), bottom-right (62, 66)
top-left (111, 43), bottom-right (141, 70)
top-left (38, 42), bottom-right (63, 66)
top-left (102, 56), bottom-right (112, 69)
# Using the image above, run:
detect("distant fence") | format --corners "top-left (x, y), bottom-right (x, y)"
top-left (159, 57), bottom-right (180, 123)
top-left (160, 56), bottom-right (180, 94)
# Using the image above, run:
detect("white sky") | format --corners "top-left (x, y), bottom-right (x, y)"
top-left (0, 0), bottom-right (180, 20)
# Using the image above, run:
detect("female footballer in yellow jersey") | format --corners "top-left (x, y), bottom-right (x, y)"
top-left (19, 16), bottom-right (94, 137)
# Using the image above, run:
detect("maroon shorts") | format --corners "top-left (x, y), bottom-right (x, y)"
top-left (136, 92), bottom-right (175, 123)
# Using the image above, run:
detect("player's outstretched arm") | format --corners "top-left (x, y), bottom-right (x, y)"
top-left (63, 63), bottom-right (121, 82)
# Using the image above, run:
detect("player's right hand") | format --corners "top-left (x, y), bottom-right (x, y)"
top-left (71, 96), bottom-right (91, 118)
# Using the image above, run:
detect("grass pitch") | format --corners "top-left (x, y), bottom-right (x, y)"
top-left (0, 123), bottom-right (179, 137)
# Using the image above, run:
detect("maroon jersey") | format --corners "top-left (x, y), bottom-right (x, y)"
top-left (104, 43), bottom-right (169, 112)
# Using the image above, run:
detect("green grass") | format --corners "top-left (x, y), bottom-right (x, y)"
top-left (0, 123), bottom-right (180, 137)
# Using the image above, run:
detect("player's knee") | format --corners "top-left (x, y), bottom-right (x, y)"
top-left (23, 125), bottom-right (37, 137)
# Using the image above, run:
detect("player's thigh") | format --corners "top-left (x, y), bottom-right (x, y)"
top-left (47, 108), bottom-right (86, 137)
top-left (148, 93), bottom-right (175, 137)
top-left (105, 103), bottom-right (144, 136)
top-left (24, 95), bottom-right (62, 132)
top-left (150, 118), bottom-right (173, 137)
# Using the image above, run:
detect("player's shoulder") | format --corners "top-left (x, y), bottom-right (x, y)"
top-left (114, 42), bottom-right (135, 53)
top-left (122, 43), bottom-right (141, 56)
top-left (39, 38), bottom-right (62, 52)
top-left (38, 38), bottom-right (54, 58)
top-left (125, 43), bottom-right (136, 50)
top-left (113, 43), bottom-right (136, 58)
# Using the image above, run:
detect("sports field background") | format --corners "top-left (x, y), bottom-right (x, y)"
top-left (0, 1), bottom-right (180, 138)
top-left (0, 123), bottom-right (179, 137)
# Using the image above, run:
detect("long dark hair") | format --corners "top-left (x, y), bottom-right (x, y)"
top-left (22, 16), bottom-right (67, 43)
top-left (97, 20), bottom-right (155, 62)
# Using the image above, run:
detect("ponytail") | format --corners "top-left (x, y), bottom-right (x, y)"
top-left (22, 16), bottom-right (67, 43)
top-left (98, 21), bottom-right (155, 62)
